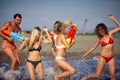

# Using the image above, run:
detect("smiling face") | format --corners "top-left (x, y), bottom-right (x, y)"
top-left (14, 16), bottom-right (22, 26)
top-left (13, 13), bottom-right (22, 26)
top-left (98, 27), bottom-right (106, 36)
top-left (95, 23), bottom-right (108, 38)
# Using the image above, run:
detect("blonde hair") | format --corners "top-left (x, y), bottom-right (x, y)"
top-left (62, 18), bottom-right (72, 28)
top-left (54, 22), bottom-right (66, 34)
top-left (28, 27), bottom-right (42, 49)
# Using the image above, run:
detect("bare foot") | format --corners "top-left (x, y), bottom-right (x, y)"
top-left (82, 77), bottom-right (87, 80)
top-left (55, 75), bottom-right (59, 80)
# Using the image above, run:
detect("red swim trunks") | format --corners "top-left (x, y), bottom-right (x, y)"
top-left (2, 42), bottom-right (19, 57)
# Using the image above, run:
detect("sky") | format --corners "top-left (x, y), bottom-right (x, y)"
top-left (0, 0), bottom-right (120, 33)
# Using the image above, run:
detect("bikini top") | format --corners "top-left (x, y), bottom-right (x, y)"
top-left (29, 45), bottom-right (42, 52)
top-left (53, 34), bottom-right (57, 40)
top-left (53, 34), bottom-right (65, 49)
top-left (100, 37), bottom-right (114, 47)
top-left (56, 45), bottom-right (64, 49)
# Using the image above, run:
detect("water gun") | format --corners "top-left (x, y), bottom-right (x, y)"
top-left (2, 30), bottom-right (25, 41)
top-left (63, 24), bottom-right (78, 48)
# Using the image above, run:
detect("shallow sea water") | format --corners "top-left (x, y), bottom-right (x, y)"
top-left (0, 56), bottom-right (120, 80)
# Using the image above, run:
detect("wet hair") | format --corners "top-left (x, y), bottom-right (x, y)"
top-left (95, 23), bottom-right (108, 38)
top-left (28, 26), bottom-right (42, 49)
top-left (14, 13), bottom-right (22, 19)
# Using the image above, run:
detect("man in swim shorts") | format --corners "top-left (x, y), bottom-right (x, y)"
top-left (0, 13), bottom-right (22, 70)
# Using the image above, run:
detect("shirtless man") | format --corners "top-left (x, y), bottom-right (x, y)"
top-left (0, 13), bottom-right (22, 70)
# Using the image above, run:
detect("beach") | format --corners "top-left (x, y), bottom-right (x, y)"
top-left (0, 35), bottom-right (120, 64)
top-left (0, 35), bottom-right (120, 80)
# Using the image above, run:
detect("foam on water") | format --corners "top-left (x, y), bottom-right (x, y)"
top-left (0, 56), bottom-right (120, 80)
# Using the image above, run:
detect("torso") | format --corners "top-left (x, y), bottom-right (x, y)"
top-left (55, 34), bottom-right (66, 57)
top-left (3, 21), bottom-right (21, 44)
top-left (100, 34), bottom-right (114, 57)
top-left (28, 42), bottom-right (42, 61)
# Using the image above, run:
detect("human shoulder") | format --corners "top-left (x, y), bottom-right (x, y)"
top-left (108, 32), bottom-right (112, 37)
top-left (59, 34), bottom-right (65, 40)
top-left (3, 21), bottom-right (12, 27)
top-left (58, 33), bottom-right (64, 37)
top-left (96, 37), bottom-right (100, 42)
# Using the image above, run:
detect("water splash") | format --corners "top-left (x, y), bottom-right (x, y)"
top-left (0, 56), bottom-right (120, 80)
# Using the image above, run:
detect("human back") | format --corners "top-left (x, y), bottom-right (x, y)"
top-left (55, 33), bottom-right (66, 57)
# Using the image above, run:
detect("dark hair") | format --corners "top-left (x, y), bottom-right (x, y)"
top-left (95, 23), bottom-right (108, 38)
top-left (54, 21), bottom-right (61, 28)
top-left (34, 26), bottom-right (41, 31)
top-left (14, 13), bottom-right (22, 19)
top-left (54, 21), bottom-right (61, 33)
top-left (54, 21), bottom-right (61, 25)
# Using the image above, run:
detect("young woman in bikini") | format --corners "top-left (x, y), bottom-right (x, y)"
top-left (82, 14), bottom-right (120, 80)
top-left (50, 19), bottom-right (72, 72)
top-left (53, 22), bottom-right (76, 80)
top-left (19, 26), bottom-right (52, 80)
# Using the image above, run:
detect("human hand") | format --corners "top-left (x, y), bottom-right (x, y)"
top-left (24, 36), bottom-right (29, 41)
top-left (43, 26), bottom-right (48, 32)
top-left (109, 14), bottom-right (115, 20)
top-left (71, 38), bottom-right (75, 45)
top-left (81, 55), bottom-right (87, 60)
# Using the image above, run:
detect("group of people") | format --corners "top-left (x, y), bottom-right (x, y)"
top-left (0, 13), bottom-right (120, 80)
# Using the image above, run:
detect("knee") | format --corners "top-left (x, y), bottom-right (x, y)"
top-left (110, 73), bottom-right (116, 79)
top-left (95, 73), bottom-right (101, 78)
top-left (70, 68), bottom-right (76, 75)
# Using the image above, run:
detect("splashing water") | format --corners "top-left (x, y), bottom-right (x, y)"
top-left (0, 56), bottom-right (120, 80)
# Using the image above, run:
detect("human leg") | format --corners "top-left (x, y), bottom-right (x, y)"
top-left (2, 43), bottom-right (20, 70)
top-left (9, 54), bottom-right (18, 70)
top-left (55, 59), bottom-right (76, 80)
top-left (35, 63), bottom-right (44, 80)
top-left (14, 49), bottom-right (21, 64)
top-left (82, 56), bottom-right (106, 80)
top-left (107, 57), bottom-right (116, 80)
top-left (2, 46), bottom-right (18, 70)
top-left (26, 62), bottom-right (36, 80)
top-left (13, 48), bottom-right (21, 69)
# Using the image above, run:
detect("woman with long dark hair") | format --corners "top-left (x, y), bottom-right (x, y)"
top-left (82, 14), bottom-right (120, 80)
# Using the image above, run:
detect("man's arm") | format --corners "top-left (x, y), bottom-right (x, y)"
top-left (0, 22), bottom-right (13, 42)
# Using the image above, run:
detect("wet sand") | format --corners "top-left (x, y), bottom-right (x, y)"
top-left (0, 35), bottom-right (120, 64)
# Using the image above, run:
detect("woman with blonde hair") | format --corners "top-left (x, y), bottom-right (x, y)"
top-left (19, 26), bottom-right (52, 80)
top-left (54, 22), bottom-right (76, 80)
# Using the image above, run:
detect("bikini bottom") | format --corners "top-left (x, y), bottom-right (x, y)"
top-left (100, 54), bottom-right (114, 63)
top-left (27, 59), bottom-right (42, 69)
